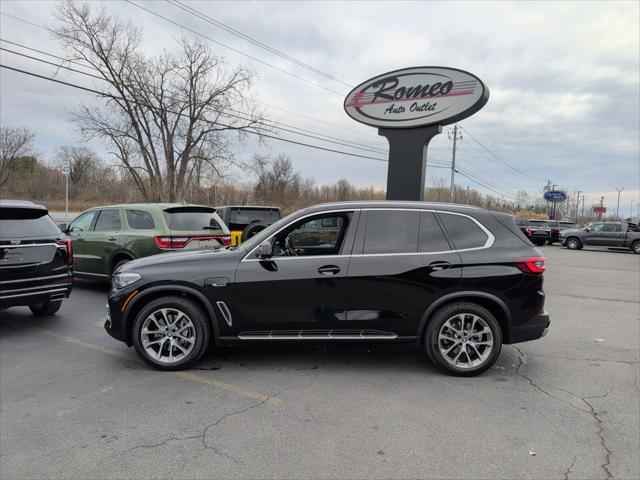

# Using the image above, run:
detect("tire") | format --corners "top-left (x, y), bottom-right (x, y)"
top-left (29, 299), bottom-right (63, 316)
top-left (240, 223), bottom-right (266, 243)
top-left (565, 237), bottom-right (582, 250)
top-left (424, 302), bottom-right (503, 376)
top-left (131, 296), bottom-right (210, 371)
top-left (632, 241), bottom-right (640, 254)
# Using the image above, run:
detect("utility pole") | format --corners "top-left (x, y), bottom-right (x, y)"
top-left (599, 196), bottom-right (605, 220)
top-left (615, 187), bottom-right (624, 220)
top-left (448, 124), bottom-right (462, 202)
top-left (466, 186), bottom-right (470, 205)
top-left (581, 195), bottom-right (586, 223)
top-left (575, 190), bottom-right (582, 224)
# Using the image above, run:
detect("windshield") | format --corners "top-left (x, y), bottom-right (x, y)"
top-left (163, 207), bottom-right (225, 232)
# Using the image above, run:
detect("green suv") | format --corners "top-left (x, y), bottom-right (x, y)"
top-left (64, 204), bottom-right (230, 279)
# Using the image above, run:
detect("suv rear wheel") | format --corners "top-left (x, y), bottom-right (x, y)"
top-left (632, 241), bottom-right (640, 254)
top-left (29, 299), bottom-right (62, 316)
top-left (425, 302), bottom-right (502, 376)
top-left (132, 296), bottom-right (210, 370)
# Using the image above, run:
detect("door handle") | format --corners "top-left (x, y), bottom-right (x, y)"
top-left (108, 237), bottom-right (118, 241)
top-left (318, 265), bottom-right (341, 276)
top-left (428, 261), bottom-right (451, 271)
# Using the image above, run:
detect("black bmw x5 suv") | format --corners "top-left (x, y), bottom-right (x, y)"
top-left (105, 201), bottom-right (550, 376)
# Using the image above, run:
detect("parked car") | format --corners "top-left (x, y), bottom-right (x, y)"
top-left (0, 200), bottom-right (73, 315)
top-left (545, 220), bottom-right (577, 244)
top-left (560, 222), bottom-right (640, 253)
top-left (215, 206), bottom-right (283, 246)
top-left (516, 219), bottom-right (551, 246)
top-left (65, 204), bottom-right (230, 280)
top-left (105, 201), bottom-right (550, 376)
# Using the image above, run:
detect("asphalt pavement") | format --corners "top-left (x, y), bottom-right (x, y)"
top-left (1, 246), bottom-right (638, 479)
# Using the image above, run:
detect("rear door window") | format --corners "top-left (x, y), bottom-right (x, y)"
top-left (419, 212), bottom-right (451, 252)
top-left (163, 207), bottom-right (224, 232)
top-left (0, 207), bottom-right (60, 239)
top-left (439, 213), bottom-right (489, 250)
top-left (94, 209), bottom-right (122, 231)
top-left (363, 210), bottom-right (420, 254)
top-left (126, 210), bottom-right (155, 230)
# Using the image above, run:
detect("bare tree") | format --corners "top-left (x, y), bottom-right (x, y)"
top-left (56, 146), bottom-right (102, 195)
top-left (0, 127), bottom-right (34, 189)
top-left (53, 1), bottom-right (264, 202)
top-left (253, 154), bottom-right (301, 206)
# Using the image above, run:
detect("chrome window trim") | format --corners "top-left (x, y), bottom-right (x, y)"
top-left (241, 207), bottom-right (494, 262)
top-left (0, 288), bottom-right (69, 300)
top-left (0, 273), bottom-right (71, 284)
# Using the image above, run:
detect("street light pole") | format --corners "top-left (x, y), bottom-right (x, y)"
top-left (614, 187), bottom-right (624, 220)
top-left (575, 190), bottom-right (582, 224)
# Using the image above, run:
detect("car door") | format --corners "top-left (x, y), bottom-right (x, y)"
top-left (232, 210), bottom-right (359, 337)
top-left (66, 211), bottom-right (98, 274)
top-left (584, 223), bottom-right (606, 245)
top-left (601, 223), bottom-right (625, 246)
top-left (83, 209), bottom-right (123, 275)
top-left (344, 209), bottom-right (462, 337)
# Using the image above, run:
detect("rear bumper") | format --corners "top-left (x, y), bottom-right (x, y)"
top-left (0, 272), bottom-right (73, 307)
top-left (509, 311), bottom-right (551, 344)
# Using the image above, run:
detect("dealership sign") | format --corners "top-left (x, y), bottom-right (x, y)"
top-left (344, 67), bottom-right (489, 129)
top-left (544, 190), bottom-right (567, 203)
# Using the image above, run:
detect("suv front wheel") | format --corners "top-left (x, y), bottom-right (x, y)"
top-left (132, 296), bottom-right (211, 370)
top-left (425, 302), bottom-right (503, 376)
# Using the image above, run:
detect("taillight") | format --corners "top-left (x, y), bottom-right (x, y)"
top-left (57, 238), bottom-right (73, 266)
top-left (220, 234), bottom-right (232, 246)
top-left (516, 256), bottom-right (546, 274)
top-left (154, 236), bottom-right (189, 249)
top-left (525, 227), bottom-right (532, 235)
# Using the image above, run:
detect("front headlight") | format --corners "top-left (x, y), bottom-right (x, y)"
top-left (112, 272), bottom-right (142, 289)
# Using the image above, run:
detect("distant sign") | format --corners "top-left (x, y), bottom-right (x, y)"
top-left (593, 206), bottom-right (606, 214)
top-left (544, 190), bottom-right (567, 203)
top-left (343, 67), bottom-right (489, 129)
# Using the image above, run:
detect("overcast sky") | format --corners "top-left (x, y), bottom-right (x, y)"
top-left (1, 1), bottom-right (639, 216)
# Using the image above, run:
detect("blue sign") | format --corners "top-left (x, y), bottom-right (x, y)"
top-left (544, 190), bottom-right (567, 203)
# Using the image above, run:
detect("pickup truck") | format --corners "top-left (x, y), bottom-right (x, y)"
top-left (560, 222), bottom-right (640, 253)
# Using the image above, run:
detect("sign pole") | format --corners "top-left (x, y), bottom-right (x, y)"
top-left (378, 125), bottom-right (442, 201)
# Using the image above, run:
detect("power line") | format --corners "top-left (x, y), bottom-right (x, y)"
top-left (124, 0), bottom-right (346, 97)
top-left (0, 42), bottom-right (389, 155)
top-left (0, 63), bottom-right (394, 164)
top-left (460, 126), bottom-right (546, 181)
top-left (0, 11), bottom-right (384, 141)
top-left (167, 0), bottom-right (353, 88)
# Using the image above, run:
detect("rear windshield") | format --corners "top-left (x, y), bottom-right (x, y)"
top-left (529, 221), bottom-right (550, 227)
top-left (163, 207), bottom-right (223, 232)
top-left (229, 208), bottom-right (281, 227)
top-left (0, 207), bottom-right (60, 238)
top-left (560, 222), bottom-right (576, 228)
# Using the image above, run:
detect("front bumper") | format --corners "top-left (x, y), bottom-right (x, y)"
top-left (509, 311), bottom-right (551, 344)
top-left (104, 289), bottom-right (131, 343)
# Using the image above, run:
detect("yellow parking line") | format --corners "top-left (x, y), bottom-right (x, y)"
top-left (34, 329), bottom-right (282, 405)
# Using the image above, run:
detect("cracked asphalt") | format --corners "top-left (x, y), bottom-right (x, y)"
top-left (1, 246), bottom-right (638, 479)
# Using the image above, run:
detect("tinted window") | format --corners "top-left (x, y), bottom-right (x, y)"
top-left (228, 208), bottom-right (281, 227)
top-left (94, 210), bottom-right (121, 231)
top-left (547, 221), bottom-right (559, 227)
top-left (589, 223), bottom-right (605, 232)
top-left (439, 213), bottom-right (488, 250)
top-left (560, 222), bottom-right (576, 228)
top-left (163, 207), bottom-right (222, 231)
top-left (286, 215), bottom-right (346, 252)
top-left (126, 210), bottom-right (155, 230)
top-left (0, 208), bottom-right (60, 239)
top-left (603, 223), bottom-right (622, 232)
top-left (364, 211), bottom-right (419, 254)
top-left (419, 212), bottom-right (451, 252)
top-left (69, 211), bottom-right (97, 233)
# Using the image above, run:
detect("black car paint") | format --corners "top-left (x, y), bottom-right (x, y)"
top-left (0, 201), bottom-right (73, 308)
top-left (106, 202), bottom-right (550, 350)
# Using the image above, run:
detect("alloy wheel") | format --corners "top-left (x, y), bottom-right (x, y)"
top-left (567, 238), bottom-right (579, 249)
top-left (437, 313), bottom-right (494, 369)
top-left (140, 308), bottom-right (196, 364)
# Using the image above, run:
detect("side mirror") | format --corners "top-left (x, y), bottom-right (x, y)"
top-left (257, 240), bottom-right (273, 259)
top-left (584, 227), bottom-right (591, 232)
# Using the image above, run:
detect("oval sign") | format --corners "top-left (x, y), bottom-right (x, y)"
top-left (344, 66), bottom-right (489, 129)
top-left (543, 190), bottom-right (567, 203)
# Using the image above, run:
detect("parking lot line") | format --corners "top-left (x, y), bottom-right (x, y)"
top-left (34, 328), bottom-right (282, 406)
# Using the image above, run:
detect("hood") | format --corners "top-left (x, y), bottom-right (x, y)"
top-left (120, 248), bottom-right (231, 271)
